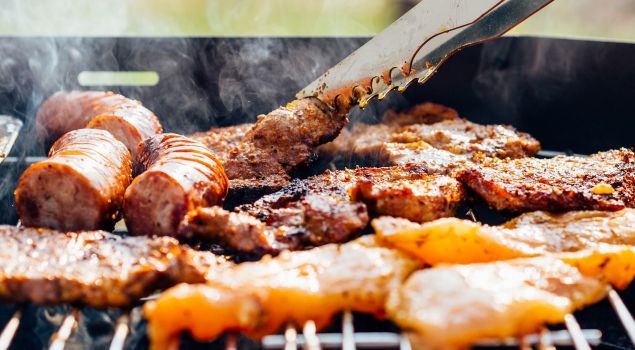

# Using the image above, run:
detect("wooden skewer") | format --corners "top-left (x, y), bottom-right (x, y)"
top-left (607, 287), bottom-right (635, 345)
top-left (108, 314), bottom-right (129, 350)
top-left (564, 314), bottom-right (591, 350)
top-left (399, 333), bottom-right (412, 350)
top-left (302, 321), bottom-right (321, 350)
top-left (49, 309), bottom-right (79, 350)
top-left (342, 311), bottom-right (355, 350)
top-left (284, 323), bottom-right (297, 350)
top-left (0, 308), bottom-right (21, 350)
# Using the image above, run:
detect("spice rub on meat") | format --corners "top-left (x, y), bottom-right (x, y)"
top-left (321, 102), bottom-right (540, 168)
top-left (459, 148), bottom-right (635, 212)
top-left (180, 165), bottom-right (464, 253)
top-left (190, 98), bottom-right (348, 202)
top-left (0, 225), bottom-right (229, 308)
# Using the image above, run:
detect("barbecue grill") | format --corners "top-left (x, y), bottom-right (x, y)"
top-left (0, 36), bottom-right (634, 349)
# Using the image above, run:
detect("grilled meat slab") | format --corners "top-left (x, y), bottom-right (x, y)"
top-left (388, 246), bottom-right (635, 349)
top-left (460, 148), bottom-right (635, 212)
top-left (144, 236), bottom-right (420, 350)
top-left (0, 225), bottom-right (228, 308)
top-left (321, 102), bottom-right (539, 167)
top-left (374, 209), bottom-right (635, 265)
top-left (15, 129), bottom-right (133, 231)
top-left (180, 165), bottom-right (464, 253)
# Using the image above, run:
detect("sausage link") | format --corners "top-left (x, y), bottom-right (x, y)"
top-left (15, 129), bottom-right (133, 231)
top-left (36, 91), bottom-right (163, 158)
top-left (123, 133), bottom-right (229, 237)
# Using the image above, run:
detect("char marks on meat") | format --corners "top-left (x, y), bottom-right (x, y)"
top-left (0, 226), bottom-right (228, 308)
top-left (459, 148), bottom-right (635, 212)
top-left (180, 165), bottom-right (464, 253)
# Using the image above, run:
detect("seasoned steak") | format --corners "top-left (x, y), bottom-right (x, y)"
top-left (0, 226), bottom-right (228, 308)
top-left (180, 165), bottom-right (464, 253)
top-left (459, 148), bottom-right (635, 212)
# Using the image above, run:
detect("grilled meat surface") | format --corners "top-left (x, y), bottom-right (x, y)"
top-left (15, 129), bottom-right (133, 231)
top-left (123, 133), bottom-right (228, 237)
top-left (374, 209), bottom-right (635, 265)
top-left (144, 235), bottom-right (420, 350)
top-left (180, 165), bottom-right (464, 253)
top-left (0, 226), bottom-right (228, 308)
top-left (36, 91), bottom-right (163, 158)
top-left (460, 148), bottom-right (635, 212)
top-left (321, 102), bottom-right (540, 167)
top-left (388, 246), bottom-right (635, 350)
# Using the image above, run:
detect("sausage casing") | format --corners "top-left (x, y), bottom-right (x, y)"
top-left (124, 133), bottom-right (228, 237)
top-left (15, 129), bottom-right (133, 230)
top-left (36, 91), bottom-right (163, 158)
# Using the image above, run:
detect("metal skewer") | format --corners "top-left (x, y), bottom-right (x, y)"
top-left (49, 309), bottom-right (79, 350)
top-left (108, 314), bottom-right (129, 350)
top-left (606, 287), bottom-right (635, 345)
top-left (564, 314), bottom-right (591, 350)
top-left (284, 323), bottom-right (298, 350)
top-left (342, 311), bottom-right (355, 350)
top-left (0, 308), bottom-right (21, 350)
top-left (302, 321), bottom-right (321, 350)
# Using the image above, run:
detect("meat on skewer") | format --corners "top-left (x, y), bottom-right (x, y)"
top-left (15, 129), bottom-right (133, 231)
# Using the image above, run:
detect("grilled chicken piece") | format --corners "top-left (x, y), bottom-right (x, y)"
top-left (373, 209), bottom-right (635, 265)
top-left (180, 165), bottom-right (464, 253)
top-left (0, 225), bottom-right (229, 308)
top-left (388, 246), bottom-right (635, 350)
top-left (144, 235), bottom-right (420, 350)
top-left (321, 102), bottom-right (539, 166)
top-left (460, 148), bottom-right (635, 212)
top-left (15, 129), bottom-right (133, 231)
top-left (123, 133), bottom-right (228, 237)
top-left (36, 91), bottom-right (163, 158)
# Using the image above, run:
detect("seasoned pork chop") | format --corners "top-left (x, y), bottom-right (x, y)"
top-left (460, 148), bottom-right (635, 212)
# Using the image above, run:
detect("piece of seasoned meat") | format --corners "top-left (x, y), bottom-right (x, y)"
top-left (144, 236), bottom-right (420, 350)
top-left (460, 148), bottom-right (635, 212)
top-left (373, 208), bottom-right (635, 265)
top-left (15, 129), bottom-right (133, 231)
top-left (180, 165), bottom-right (464, 253)
top-left (320, 102), bottom-right (539, 167)
top-left (0, 225), bottom-right (229, 308)
top-left (388, 246), bottom-right (635, 350)
top-left (123, 133), bottom-right (228, 237)
top-left (189, 124), bottom-right (253, 161)
top-left (36, 91), bottom-right (163, 158)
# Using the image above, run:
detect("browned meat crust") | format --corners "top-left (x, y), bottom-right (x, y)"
top-left (189, 124), bottom-right (253, 161)
top-left (36, 91), bottom-right (163, 158)
top-left (459, 148), bottom-right (635, 212)
top-left (180, 165), bottom-right (464, 253)
top-left (320, 102), bottom-right (539, 167)
top-left (15, 129), bottom-right (133, 231)
top-left (123, 133), bottom-right (228, 237)
top-left (0, 225), bottom-right (228, 308)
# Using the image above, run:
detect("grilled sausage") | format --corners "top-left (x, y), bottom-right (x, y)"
top-left (124, 133), bottom-right (229, 237)
top-left (15, 129), bottom-right (133, 231)
top-left (36, 91), bottom-right (163, 158)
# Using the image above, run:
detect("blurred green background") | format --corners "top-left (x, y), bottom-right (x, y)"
top-left (0, 0), bottom-right (634, 40)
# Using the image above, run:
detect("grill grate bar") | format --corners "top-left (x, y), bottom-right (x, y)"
top-left (539, 328), bottom-right (556, 350)
top-left (49, 309), bottom-right (78, 350)
top-left (302, 321), bottom-right (321, 350)
top-left (0, 309), bottom-right (21, 350)
top-left (564, 313), bottom-right (592, 350)
top-left (607, 287), bottom-right (635, 345)
top-left (342, 311), bottom-right (355, 350)
top-left (108, 314), bottom-right (129, 350)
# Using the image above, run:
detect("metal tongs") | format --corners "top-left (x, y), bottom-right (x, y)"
top-left (0, 116), bottom-right (22, 165)
top-left (297, 0), bottom-right (554, 112)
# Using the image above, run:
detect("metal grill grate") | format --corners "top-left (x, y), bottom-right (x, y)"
top-left (0, 120), bottom-right (634, 350)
